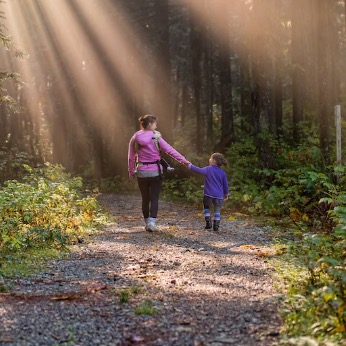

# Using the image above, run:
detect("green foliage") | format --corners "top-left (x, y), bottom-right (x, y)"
top-left (0, 10), bottom-right (26, 110)
top-left (197, 128), bottom-right (346, 343)
top-left (1, 247), bottom-right (64, 278)
top-left (119, 289), bottom-right (130, 303)
top-left (0, 148), bottom-right (37, 184)
top-left (225, 132), bottom-right (338, 221)
top-left (117, 285), bottom-right (143, 303)
top-left (162, 176), bottom-right (203, 206)
top-left (274, 194), bottom-right (346, 344)
top-left (134, 300), bottom-right (156, 315)
top-left (96, 176), bottom-right (137, 193)
top-left (0, 163), bottom-right (101, 254)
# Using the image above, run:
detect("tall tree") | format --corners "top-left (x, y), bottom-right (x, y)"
top-left (152, 0), bottom-right (173, 142)
top-left (315, 0), bottom-right (338, 162)
top-left (189, 9), bottom-right (203, 153)
top-left (215, 0), bottom-right (234, 153)
top-left (291, 0), bottom-right (307, 142)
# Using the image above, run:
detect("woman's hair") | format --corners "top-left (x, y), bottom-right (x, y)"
top-left (139, 114), bottom-right (157, 129)
top-left (212, 152), bottom-right (227, 166)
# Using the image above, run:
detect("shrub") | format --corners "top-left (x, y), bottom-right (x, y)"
top-left (0, 164), bottom-right (101, 253)
top-left (162, 176), bottom-right (203, 206)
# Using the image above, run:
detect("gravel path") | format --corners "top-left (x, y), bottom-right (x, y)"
top-left (0, 193), bottom-right (281, 346)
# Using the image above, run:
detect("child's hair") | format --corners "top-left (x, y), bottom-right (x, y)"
top-left (212, 152), bottom-right (227, 167)
top-left (139, 114), bottom-right (157, 129)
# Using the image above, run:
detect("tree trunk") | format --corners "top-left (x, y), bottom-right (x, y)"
top-left (217, 46), bottom-right (234, 152)
top-left (152, 0), bottom-right (173, 142)
top-left (273, 62), bottom-right (283, 137)
top-left (190, 11), bottom-right (203, 153)
top-left (291, 0), bottom-right (306, 143)
top-left (316, 0), bottom-right (331, 162)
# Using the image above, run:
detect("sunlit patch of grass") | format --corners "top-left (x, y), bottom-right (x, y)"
top-left (134, 300), bottom-right (156, 315)
top-left (269, 244), bottom-right (346, 345)
top-left (119, 289), bottom-right (130, 303)
top-left (116, 285), bottom-right (143, 303)
top-left (269, 251), bottom-right (308, 293)
top-left (0, 247), bottom-right (66, 278)
top-left (129, 285), bottom-right (143, 294)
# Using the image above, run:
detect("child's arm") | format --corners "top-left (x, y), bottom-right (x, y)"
top-left (188, 163), bottom-right (208, 175)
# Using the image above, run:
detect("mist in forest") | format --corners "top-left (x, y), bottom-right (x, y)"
top-left (1, 0), bottom-right (345, 177)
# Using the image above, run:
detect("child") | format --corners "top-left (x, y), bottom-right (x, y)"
top-left (188, 153), bottom-right (229, 231)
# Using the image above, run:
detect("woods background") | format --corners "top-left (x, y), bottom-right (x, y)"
top-left (1, 0), bottom-right (345, 179)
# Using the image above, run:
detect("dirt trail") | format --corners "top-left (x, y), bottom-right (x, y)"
top-left (0, 193), bottom-right (281, 346)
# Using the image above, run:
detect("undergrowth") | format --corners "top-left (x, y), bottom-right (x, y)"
top-left (0, 163), bottom-right (106, 278)
top-left (158, 130), bottom-right (346, 345)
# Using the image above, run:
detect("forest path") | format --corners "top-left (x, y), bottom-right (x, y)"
top-left (0, 193), bottom-right (281, 346)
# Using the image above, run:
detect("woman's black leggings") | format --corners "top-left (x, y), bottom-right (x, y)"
top-left (137, 176), bottom-right (162, 218)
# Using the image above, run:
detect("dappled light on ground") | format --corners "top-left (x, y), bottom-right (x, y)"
top-left (0, 193), bottom-right (280, 345)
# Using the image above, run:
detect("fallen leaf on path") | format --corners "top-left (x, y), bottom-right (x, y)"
top-left (136, 273), bottom-right (157, 279)
top-left (255, 252), bottom-right (269, 257)
top-left (240, 245), bottom-right (259, 249)
top-left (176, 326), bottom-right (192, 332)
top-left (128, 334), bottom-right (145, 343)
top-left (126, 264), bottom-right (141, 270)
top-left (214, 337), bottom-right (237, 343)
top-left (86, 283), bottom-right (107, 293)
top-left (51, 333), bottom-right (61, 340)
top-left (147, 247), bottom-right (159, 251)
top-left (179, 317), bottom-right (193, 325)
top-left (49, 293), bottom-right (84, 301)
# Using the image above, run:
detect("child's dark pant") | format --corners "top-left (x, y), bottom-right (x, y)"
top-left (203, 195), bottom-right (223, 212)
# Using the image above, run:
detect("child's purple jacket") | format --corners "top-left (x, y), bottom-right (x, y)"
top-left (128, 130), bottom-right (189, 177)
top-left (188, 164), bottom-right (229, 199)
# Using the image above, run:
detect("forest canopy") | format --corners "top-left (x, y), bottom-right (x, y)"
top-left (0, 0), bottom-right (345, 179)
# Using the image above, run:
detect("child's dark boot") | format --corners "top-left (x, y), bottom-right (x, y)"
top-left (213, 220), bottom-right (220, 231)
top-left (205, 216), bottom-right (212, 229)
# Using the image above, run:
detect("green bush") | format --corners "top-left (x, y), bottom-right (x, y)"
top-left (224, 133), bottom-right (339, 219)
top-left (0, 164), bottom-right (101, 253)
top-left (278, 194), bottom-right (346, 344)
top-left (162, 176), bottom-right (203, 206)
top-left (222, 130), bottom-right (345, 343)
top-left (0, 148), bottom-right (37, 184)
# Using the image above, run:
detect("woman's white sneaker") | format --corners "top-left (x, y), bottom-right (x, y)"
top-left (146, 217), bottom-right (156, 232)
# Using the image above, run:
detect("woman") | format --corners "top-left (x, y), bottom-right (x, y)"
top-left (128, 114), bottom-right (190, 232)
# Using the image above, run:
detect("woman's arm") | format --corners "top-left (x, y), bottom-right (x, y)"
top-left (128, 134), bottom-right (137, 177)
top-left (159, 137), bottom-right (190, 165)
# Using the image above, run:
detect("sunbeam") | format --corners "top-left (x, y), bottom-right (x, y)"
top-left (178, 0), bottom-right (249, 45)
top-left (3, 0), bottom-right (173, 176)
